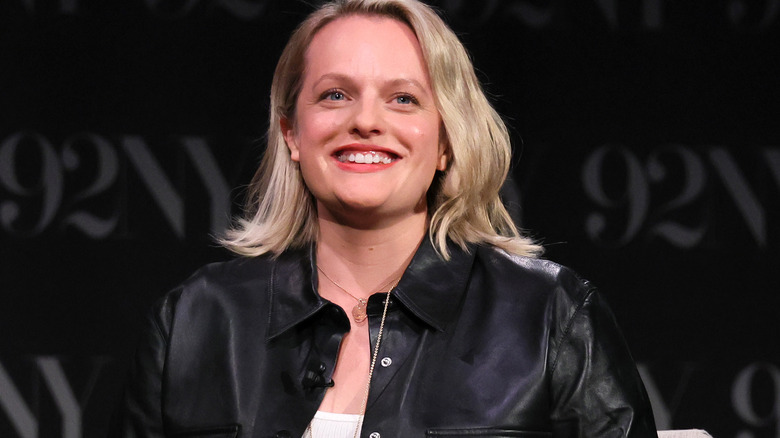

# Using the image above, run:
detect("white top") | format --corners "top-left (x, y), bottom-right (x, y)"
top-left (657, 430), bottom-right (713, 438)
top-left (302, 411), bottom-right (364, 438)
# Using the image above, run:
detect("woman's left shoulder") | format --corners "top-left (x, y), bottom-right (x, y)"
top-left (473, 244), bottom-right (596, 305)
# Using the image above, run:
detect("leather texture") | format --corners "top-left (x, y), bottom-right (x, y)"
top-left (112, 239), bottom-right (657, 437)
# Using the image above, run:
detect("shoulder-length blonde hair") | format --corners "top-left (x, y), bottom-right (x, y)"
top-left (221, 0), bottom-right (542, 259)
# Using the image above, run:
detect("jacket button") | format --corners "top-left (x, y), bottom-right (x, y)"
top-left (274, 431), bottom-right (291, 438)
top-left (380, 357), bottom-right (392, 367)
top-left (369, 432), bottom-right (381, 438)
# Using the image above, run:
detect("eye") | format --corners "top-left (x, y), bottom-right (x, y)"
top-left (321, 89), bottom-right (345, 101)
top-left (394, 94), bottom-right (418, 105)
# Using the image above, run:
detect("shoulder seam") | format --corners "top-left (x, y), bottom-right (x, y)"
top-left (151, 311), bottom-right (168, 346)
top-left (549, 286), bottom-right (597, 374)
top-left (150, 291), bottom-right (178, 347)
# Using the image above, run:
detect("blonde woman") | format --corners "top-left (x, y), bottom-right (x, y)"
top-left (115, 1), bottom-right (657, 437)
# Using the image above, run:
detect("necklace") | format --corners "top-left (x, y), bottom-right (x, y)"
top-left (306, 288), bottom-right (393, 438)
top-left (316, 266), bottom-right (397, 323)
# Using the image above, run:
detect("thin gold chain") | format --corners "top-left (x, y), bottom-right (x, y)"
top-left (316, 265), bottom-right (397, 302)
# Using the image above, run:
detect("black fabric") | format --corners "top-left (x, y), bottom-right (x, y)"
top-left (112, 239), bottom-right (657, 437)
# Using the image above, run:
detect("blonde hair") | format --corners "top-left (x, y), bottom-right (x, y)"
top-left (221, 0), bottom-right (542, 259)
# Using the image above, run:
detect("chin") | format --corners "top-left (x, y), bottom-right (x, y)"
top-left (336, 198), bottom-right (389, 212)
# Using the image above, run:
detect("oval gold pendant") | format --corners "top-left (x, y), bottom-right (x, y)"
top-left (352, 299), bottom-right (367, 322)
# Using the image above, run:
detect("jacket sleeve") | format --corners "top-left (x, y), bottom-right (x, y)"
top-left (548, 287), bottom-right (658, 438)
top-left (109, 294), bottom-right (176, 438)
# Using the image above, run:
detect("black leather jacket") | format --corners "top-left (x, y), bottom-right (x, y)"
top-left (114, 239), bottom-right (657, 437)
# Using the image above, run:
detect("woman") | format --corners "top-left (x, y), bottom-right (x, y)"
top-left (115, 0), bottom-right (657, 437)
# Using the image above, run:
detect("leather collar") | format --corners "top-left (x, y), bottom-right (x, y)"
top-left (266, 237), bottom-right (476, 340)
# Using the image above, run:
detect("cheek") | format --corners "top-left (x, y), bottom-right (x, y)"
top-left (298, 115), bottom-right (343, 148)
top-left (405, 119), bottom-right (444, 158)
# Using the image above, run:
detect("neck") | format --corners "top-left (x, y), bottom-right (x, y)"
top-left (315, 209), bottom-right (426, 298)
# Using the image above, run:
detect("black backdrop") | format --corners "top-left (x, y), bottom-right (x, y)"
top-left (1, 1), bottom-right (779, 437)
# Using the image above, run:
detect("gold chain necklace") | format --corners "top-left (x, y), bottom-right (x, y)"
top-left (316, 266), bottom-right (397, 323)
top-left (306, 287), bottom-right (394, 438)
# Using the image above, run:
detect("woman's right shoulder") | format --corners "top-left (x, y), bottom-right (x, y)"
top-left (186, 254), bottom-right (276, 288)
top-left (152, 254), bottom-right (279, 321)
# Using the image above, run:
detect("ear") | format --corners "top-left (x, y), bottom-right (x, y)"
top-left (436, 138), bottom-right (449, 171)
top-left (280, 117), bottom-right (300, 162)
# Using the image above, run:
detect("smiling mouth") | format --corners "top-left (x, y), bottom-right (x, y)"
top-left (335, 151), bottom-right (397, 164)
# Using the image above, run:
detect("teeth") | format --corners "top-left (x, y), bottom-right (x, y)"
top-left (337, 151), bottom-right (394, 164)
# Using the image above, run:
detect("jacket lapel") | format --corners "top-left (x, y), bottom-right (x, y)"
top-left (266, 246), bottom-right (326, 341)
top-left (393, 238), bottom-right (476, 332)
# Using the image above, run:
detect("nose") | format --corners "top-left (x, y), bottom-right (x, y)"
top-left (350, 98), bottom-right (384, 138)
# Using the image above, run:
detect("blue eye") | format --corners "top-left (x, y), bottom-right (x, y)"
top-left (326, 91), bottom-right (344, 101)
top-left (395, 94), bottom-right (418, 105)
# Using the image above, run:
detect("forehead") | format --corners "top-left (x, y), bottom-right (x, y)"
top-left (303, 14), bottom-right (430, 83)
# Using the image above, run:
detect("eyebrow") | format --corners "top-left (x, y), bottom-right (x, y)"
top-left (311, 73), bottom-right (357, 90)
top-left (385, 78), bottom-right (428, 93)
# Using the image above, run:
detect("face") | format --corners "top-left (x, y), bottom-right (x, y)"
top-left (282, 15), bottom-right (448, 225)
